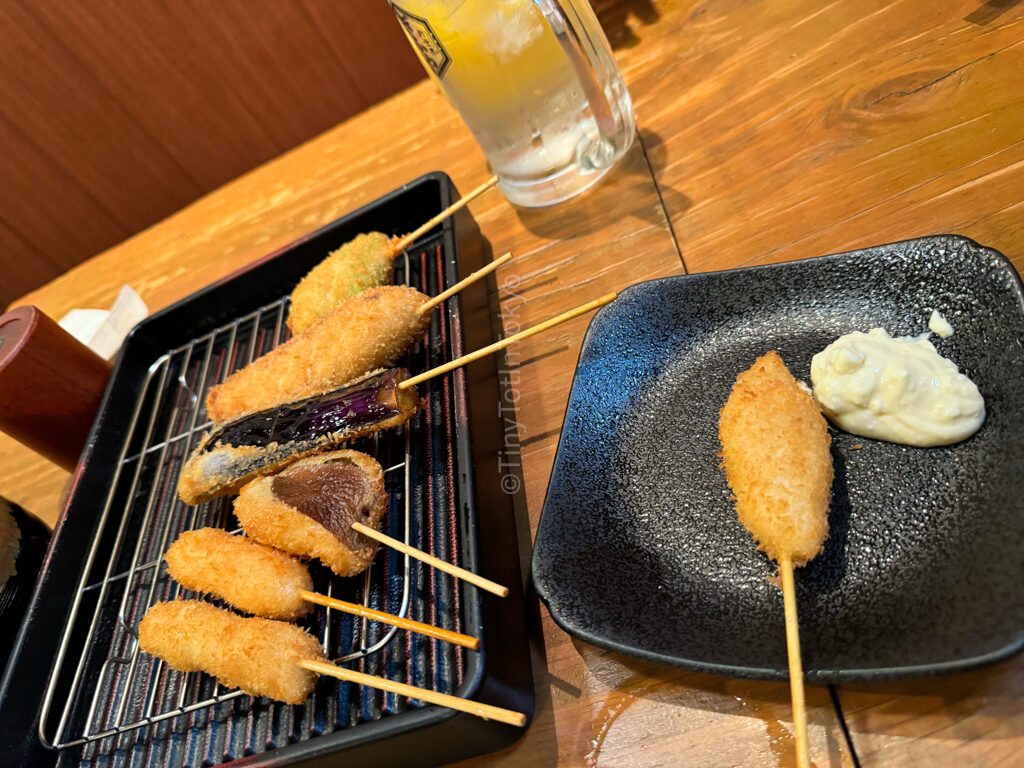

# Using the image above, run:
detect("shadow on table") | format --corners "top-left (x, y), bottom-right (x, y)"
top-left (637, 127), bottom-right (694, 225)
top-left (593, 0), bottom-right (662, 49)
top-left (511, 129), bottom-right (691, 247)
top-left (965, 0), bottom-right (1022, 26)
top-left (835, 654), bottom-right (1024, 738)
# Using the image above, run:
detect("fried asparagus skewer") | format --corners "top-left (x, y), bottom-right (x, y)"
top-left (180, 294), bottom-right (618, 504)
top-left (140, 600), bottom-right (526, 725)
top-left (718, 351), bottom-right (833, 768)
top-left (287, 176), bottom-right (498, 335)
top-left (388, 176), bottom-right (498, 258)
top-left (165, 528), bottom-right (479, 649)
top-left (209, 252), bottom-right (511, 425)
top-left (234, 452), bottom-right (509, 598)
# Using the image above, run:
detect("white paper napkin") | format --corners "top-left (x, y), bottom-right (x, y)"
top-left (58, 285), bottom-right (148, 361)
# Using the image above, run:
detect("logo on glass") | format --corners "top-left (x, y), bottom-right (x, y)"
top-left (392, 5), bottom-right (451, 79)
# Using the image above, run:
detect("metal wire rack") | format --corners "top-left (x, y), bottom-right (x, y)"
top-left (37, 245), bottom-right (468, 765)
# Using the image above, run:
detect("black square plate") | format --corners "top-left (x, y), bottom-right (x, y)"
top-left (532, 235), bottom-right (1024, 682)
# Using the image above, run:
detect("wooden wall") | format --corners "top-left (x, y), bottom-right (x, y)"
top-left (0, 0), bottom-right (424, 308)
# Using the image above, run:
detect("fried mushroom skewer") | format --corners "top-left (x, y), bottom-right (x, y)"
top-left (234, 449), bottom-right (510, 597)
top-left (234, 450), bottom-right (386, 578)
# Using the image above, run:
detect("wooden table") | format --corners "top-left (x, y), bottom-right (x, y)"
top-left (4, 1), bottom-right (1022, 765)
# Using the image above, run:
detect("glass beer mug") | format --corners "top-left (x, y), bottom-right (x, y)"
top-left (390, 0), bottom-right (636, 207)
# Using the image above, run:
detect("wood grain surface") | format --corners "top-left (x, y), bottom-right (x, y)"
top-left (3, 1), bottom-right (1022, 765)
top-left (0, 0), bottom-right (423, 307)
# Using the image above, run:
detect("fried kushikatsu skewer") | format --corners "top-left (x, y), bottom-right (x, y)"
top-left (179, 294), bottom-right (618, 504)
top-left (234, 452), bottom-right (509, 598)
top-left (165, 528), bottom-right (479, 649)
top-left (234, 450), bottom-right (387, 578)
top-left (287, 233), bottom-right (397, 336)
top-left (209, 252), bottom-right (512, 425)
top-left (718, 351), bottom-right (833, 768)
top-left (165, 527), bottom-right (313, 620)
top-left (287, 176), bottom-right (499, 335)
top-left (206, 285), bottom-right (431, 424)
top-left (140, 599), bottom-right (323, 705)
top-left (139, 600), bottom-right (525, 725)
top-left (179, 369), bottom-right (420, 504)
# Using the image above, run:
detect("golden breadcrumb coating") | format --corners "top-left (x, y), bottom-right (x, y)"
top-left (164, 528), bottom-right (313, 620)
top-left (718, 351), bottom-right (833, 566)
top-left (138, 600), bottom-right (325, 705)
top-left (287, 232), bottom-right (397, 335)
top-left (234, 450), bottom-right (386, 577)
top-left (176, 443), bottom-right (266, 507)
top-left (0, 501), bottom-right (20, 586)
top-left (206, 285), bottom-right (430, 423)
top-left (177, 368), bottom-right (421, 505)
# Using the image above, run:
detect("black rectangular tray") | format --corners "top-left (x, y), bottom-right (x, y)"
top-left (0, 172), bottom-right (534, 767)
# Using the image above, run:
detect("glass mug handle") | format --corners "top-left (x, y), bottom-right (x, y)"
top-left (532, 1), bottom-right (617, 135)
top-left (531, 0), bottom-right (624, 168)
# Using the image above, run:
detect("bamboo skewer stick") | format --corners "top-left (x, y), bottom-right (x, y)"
top-left (400, 292), bottom-right (618, 391)
top-left (297, 589), bottom-right (479, 650)
top-left (352, 521), bottom-right (509, 598)
top-left (298, 657), bottom-right (526, 726)
top-left (780, 555), bottom-right (810, 768)
top-left (390, 175), bottom-right (499, 256)
top-left (417, 252), bottom-right (512, 315)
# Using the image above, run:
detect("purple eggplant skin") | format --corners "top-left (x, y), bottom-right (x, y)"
top-left (177, 368), bottom-right (420, 505)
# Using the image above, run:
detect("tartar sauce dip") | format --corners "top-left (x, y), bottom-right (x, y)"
top-left (810, 328), bottom-right (984, 447)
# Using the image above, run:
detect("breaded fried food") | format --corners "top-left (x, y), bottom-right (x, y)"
top-left (205, 285), bottom-right (430, 424)
top-left (234, 450), bottom-right (386, 577)
top-left (718, 351), bottom-right (832, 566)
top-left (138, 600), bottom-right (325, 705)
top-left (0, 501), bottom-right (19, 587)
top-left (164, 528), bottom-right (313, 620)
top-left (178, 368), bottom-right (420, 505)
top-left (287, 232), bottom-right (398, 336)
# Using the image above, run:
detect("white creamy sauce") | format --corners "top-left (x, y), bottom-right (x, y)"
top-left (810, 328), bottom-right (985, 447)
top-left (928, 310), bottom-right (954, 338)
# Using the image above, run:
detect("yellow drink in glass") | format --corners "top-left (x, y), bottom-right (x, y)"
top-left (392, 0), bottom-right (634, 206)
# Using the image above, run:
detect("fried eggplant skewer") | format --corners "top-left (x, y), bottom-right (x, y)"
top-left (179, 368), bottom-right (420, 505)
top-left (164, 527), bottom-right (479, 649)
top-left (718, 351), bottom-right (833, 768)
top-left (139, 600), bottom-right (525, 725)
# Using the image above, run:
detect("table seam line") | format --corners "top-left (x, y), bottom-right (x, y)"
top-left (636, 127), bottom-right (686, 273)
top-left (829, 684), bottom-right (863, 768)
